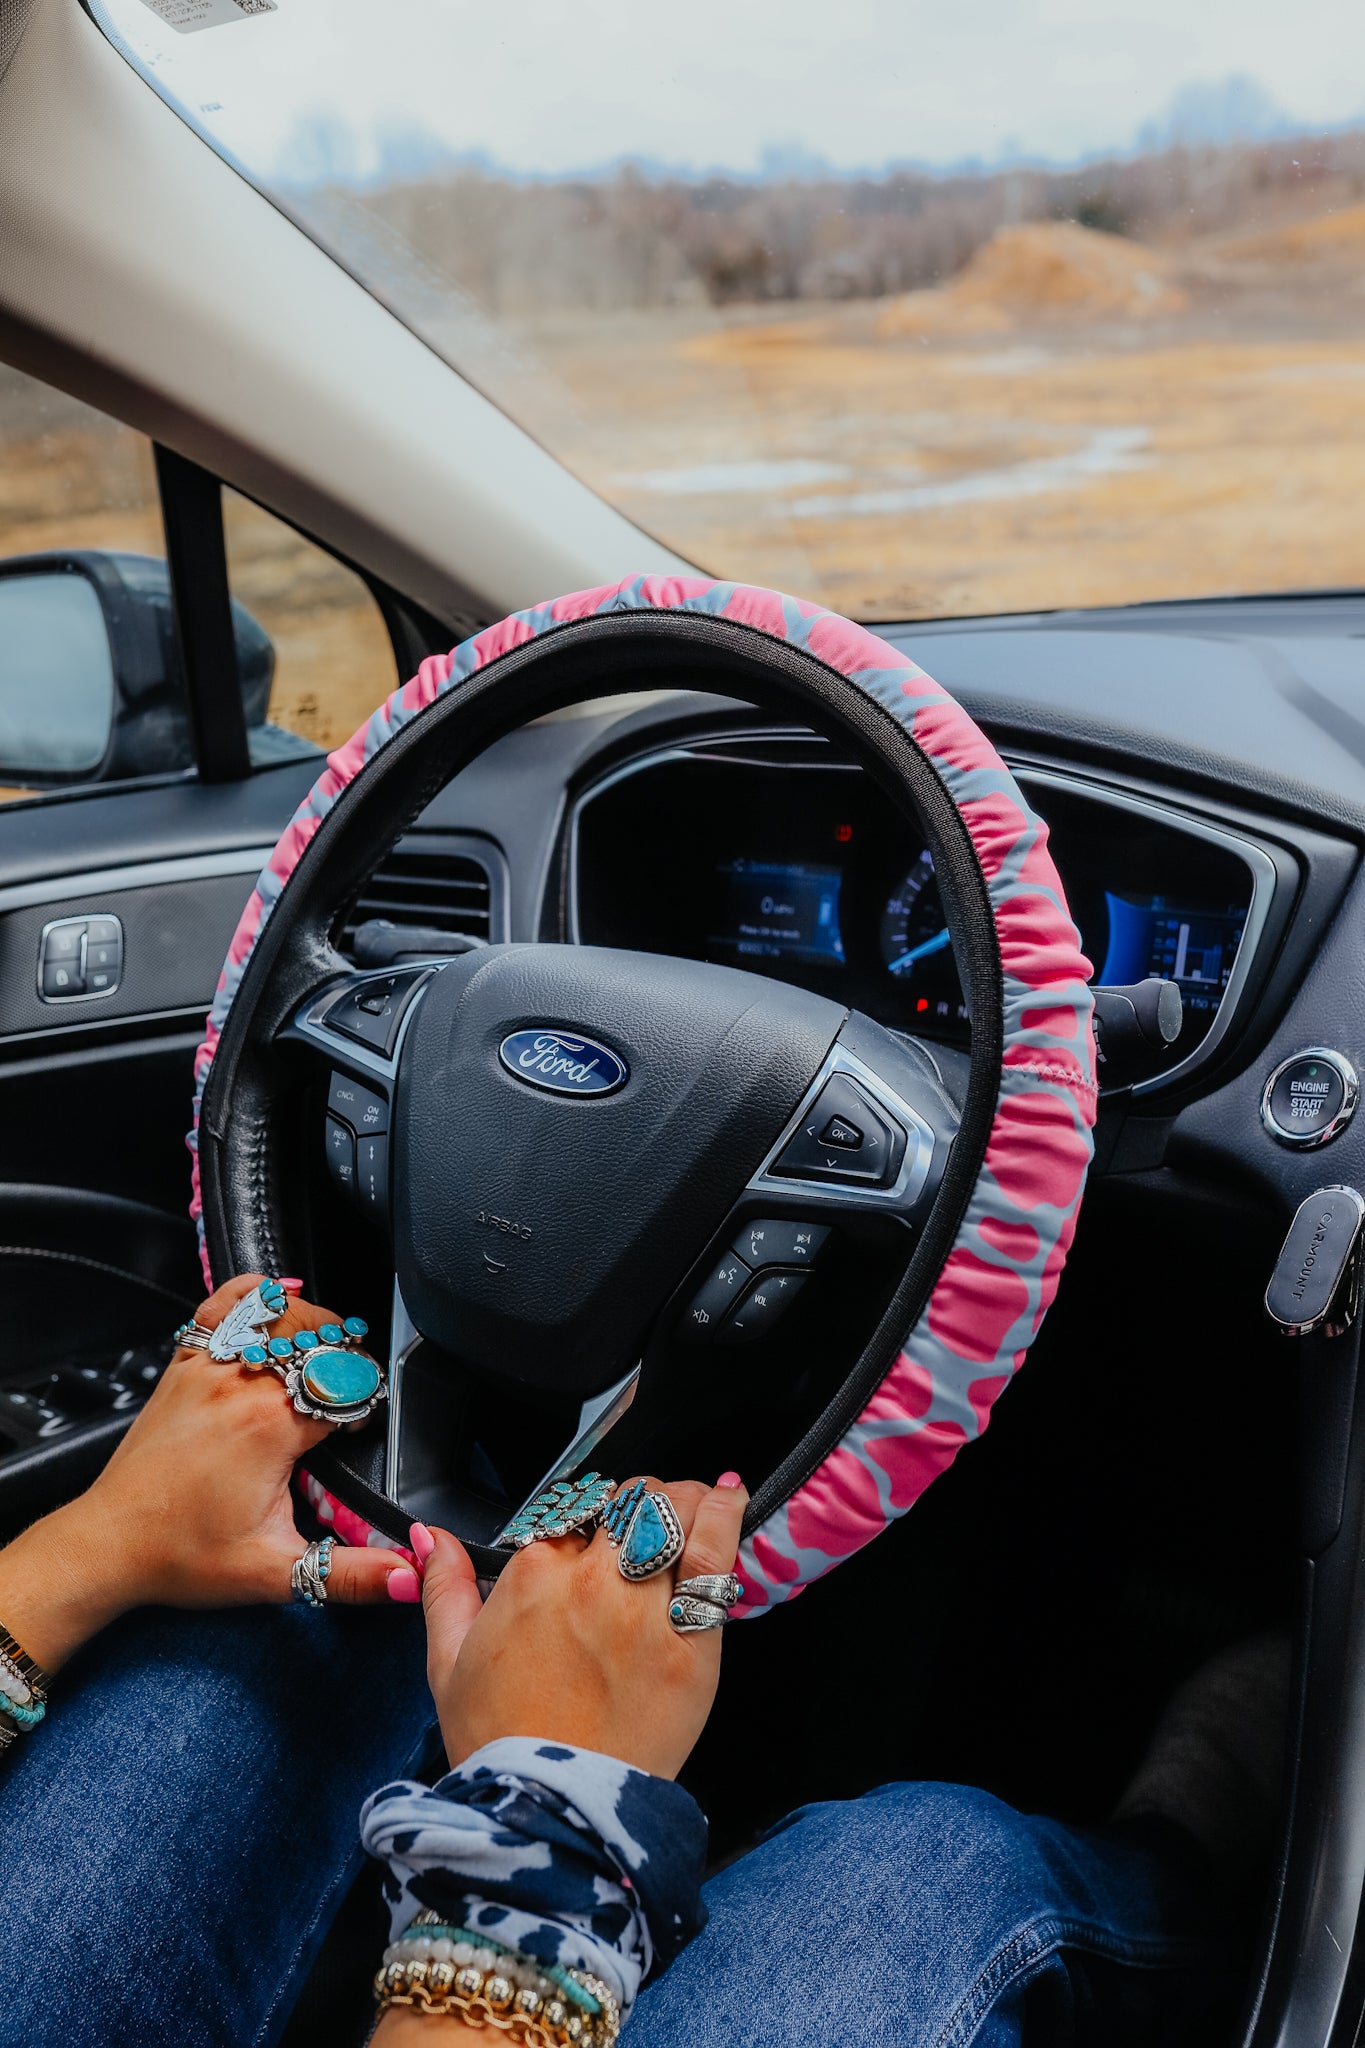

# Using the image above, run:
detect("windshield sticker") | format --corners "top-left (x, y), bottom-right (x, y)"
top-left (133, 0), bottom-right (276, 31)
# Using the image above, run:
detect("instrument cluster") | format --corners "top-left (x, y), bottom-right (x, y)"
top-left (570, 736), bottom-right (1264, 1081)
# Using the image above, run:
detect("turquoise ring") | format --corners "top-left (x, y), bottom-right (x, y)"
top-left (284, 1343), bottom-right (387, 1425)
top-left (494, 1474), bottom-right (685, 1582)
top-left (601, 1480), bottom-right (685, 1581)
top-left (496, 1472), bottom-right (617, 1548)
top-left (243, 1313), bottom-right (386, 1425)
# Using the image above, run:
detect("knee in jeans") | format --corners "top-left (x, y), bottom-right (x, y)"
top-left (765, 1781), bottom-right (1060, 1917)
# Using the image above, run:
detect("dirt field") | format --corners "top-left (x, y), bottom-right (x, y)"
top-left (1, 207), bottom-right (1364, 779)
top-left (525, 216), bottom-right (1365, 619)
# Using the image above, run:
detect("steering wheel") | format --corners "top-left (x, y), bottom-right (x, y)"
top-left (191, 578), bottom-right (1096, 1613)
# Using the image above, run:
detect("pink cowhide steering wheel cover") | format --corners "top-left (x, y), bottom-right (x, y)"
top-left (190, 576), bottom-right (1097, 1612)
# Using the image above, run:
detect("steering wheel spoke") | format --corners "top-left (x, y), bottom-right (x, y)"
top-left (279, 962), bottom-right (438, 1231)
top-left (667, 1013), bottom-right (960, 1355)
top-left (746, 1015), bottom-right (959, 1225)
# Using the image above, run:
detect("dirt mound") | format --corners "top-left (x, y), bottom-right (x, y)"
top-left (878, 220), bottom-right (1186, 337)
top-left (1211, 200), bottom-right (1365, 268)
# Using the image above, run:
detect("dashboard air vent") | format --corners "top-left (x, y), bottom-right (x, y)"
top-left (338, 832), bottom-right (500, 958)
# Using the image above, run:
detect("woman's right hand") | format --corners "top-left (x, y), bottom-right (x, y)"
top-left (417, 1473), bottom-right (748, 1780)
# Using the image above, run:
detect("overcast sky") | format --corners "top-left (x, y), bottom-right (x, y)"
top-left (97, 0), bottom-right (1365, 180)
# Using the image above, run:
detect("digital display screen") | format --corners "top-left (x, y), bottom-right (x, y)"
top-left (713, 859), bottom-right (847, 969)
top-left (575, 755), bottom-right (1257, 1069)
top-left (1099, 893), bottom-right (1246, 1018)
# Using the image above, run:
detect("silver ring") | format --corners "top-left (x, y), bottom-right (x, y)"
top-left (173, 1320), bottom-right (213, 1352)
top-left (668, 1594), bottom-right (729, 1634)
top-left (676, 1572), bottom-right (742, 1610)
top-left (601, 1481), bottom-right (685, 1581)
top-left (290, 1536), bottom-right (334, 1608)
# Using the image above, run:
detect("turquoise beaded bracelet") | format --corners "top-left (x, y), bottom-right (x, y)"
top-left (0, 1690), bottom-right (45, 1729)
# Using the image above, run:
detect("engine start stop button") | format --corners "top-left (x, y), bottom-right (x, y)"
top-left (1262, 1047), bottom-right (1359, 1149)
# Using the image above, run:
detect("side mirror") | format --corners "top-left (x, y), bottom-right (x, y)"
top-left (0, 550), bottom-right (279, 786)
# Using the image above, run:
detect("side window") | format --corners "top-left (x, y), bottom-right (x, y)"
top-left (223, 487), bottom-right (398, 757)
top-left (0, 357), bottom-right (400, 799)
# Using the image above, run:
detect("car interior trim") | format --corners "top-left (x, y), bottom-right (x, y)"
top-left (152, 445), bottom-right (252, 784)
top-left (0, 845), bottom-right (273, 919)
top-left (1019, 767), bottom-right (1281, 1096)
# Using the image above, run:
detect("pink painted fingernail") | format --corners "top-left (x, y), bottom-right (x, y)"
top-left (717, 1471), bottom-right (744, 1489)
top-left (279, 1277), bottom-right (304, 1295)
top-left (386, 1566), bottom-right (422, 1603)
top-left (409, 1522), bottom-right (435, 1568)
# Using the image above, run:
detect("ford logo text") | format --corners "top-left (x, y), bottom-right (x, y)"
top-left (498, 1028), bottom-right (628, 1097)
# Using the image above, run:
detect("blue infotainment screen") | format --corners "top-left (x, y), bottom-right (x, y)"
top-left (715, 859), bottom-right (847, 969)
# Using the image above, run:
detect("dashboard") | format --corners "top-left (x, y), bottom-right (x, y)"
top-left (0, 589), bottom-right (1360, 1539)
top-left (571, 733), bottom-right (1278, 1093)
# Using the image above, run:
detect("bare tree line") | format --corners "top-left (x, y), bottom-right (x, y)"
top-left (322, 127), bottom-right (1365, 316)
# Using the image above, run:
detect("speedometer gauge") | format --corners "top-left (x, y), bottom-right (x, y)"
top-left (880, 850), bottom-right (967, 1024)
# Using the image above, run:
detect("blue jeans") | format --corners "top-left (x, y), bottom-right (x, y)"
top-left (1, 1605), bottom-right (1231, 2047)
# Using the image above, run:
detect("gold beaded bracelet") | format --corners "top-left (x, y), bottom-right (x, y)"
top-left (373, 1958), bottom-right (620, 2046)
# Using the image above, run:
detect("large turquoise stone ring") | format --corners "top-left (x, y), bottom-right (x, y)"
top-left (301, 1347), bottom-right (381, 1409)
top-left (282, 1343), bottom-right (387, 1425)
top-left (602, 1481), bottom-right (685, 1581)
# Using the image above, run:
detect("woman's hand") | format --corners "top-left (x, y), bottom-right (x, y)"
top-left (417, 1473), bottom-right (748, 1780)
top-left (0, 1273), bottom-right (412, 1674)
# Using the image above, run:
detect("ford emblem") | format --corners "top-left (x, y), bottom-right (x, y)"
top-left (498, 1027), bottom-right (628, 1098)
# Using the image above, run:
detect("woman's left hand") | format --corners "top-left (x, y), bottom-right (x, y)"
top-left (0, 1273), bottom-right (412, 1674)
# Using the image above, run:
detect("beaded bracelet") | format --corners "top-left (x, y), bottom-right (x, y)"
top-left (0, 1625), bottom-right (49, 1756)
top-left (372, 1956), bottom-right (619, 2045)
top-left (0, 1691), bottom-right (45, 1730)
top-left (386, 1915), bottom-right (601, 2018)
top-left (0, 1653), bottom-right (36, 1705)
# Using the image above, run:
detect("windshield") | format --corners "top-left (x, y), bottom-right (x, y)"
top-left (91, 0), bottom-right (1365, 620)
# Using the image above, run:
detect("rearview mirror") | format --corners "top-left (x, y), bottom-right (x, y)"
top-left (0, 551), bottom-right (281, 787)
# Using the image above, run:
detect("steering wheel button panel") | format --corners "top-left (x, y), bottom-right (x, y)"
top-left (356, 1133), bottom-right (390, 1214)
top-left (733, 1219), bottom-right (831, 1268)
top-left (718, 1269), bottom-right (810, 1345)
top-left (774, 1074), bottom-right (905, 1187)
top-left (683, 1251), bottom-right (753, 1338)
top-left (324, 1114), bottom-right (357, 1193)
top-left (327, 1071), bottom-right (389, 1135)
top-left (320, 968), bottom-right (429, 1057)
